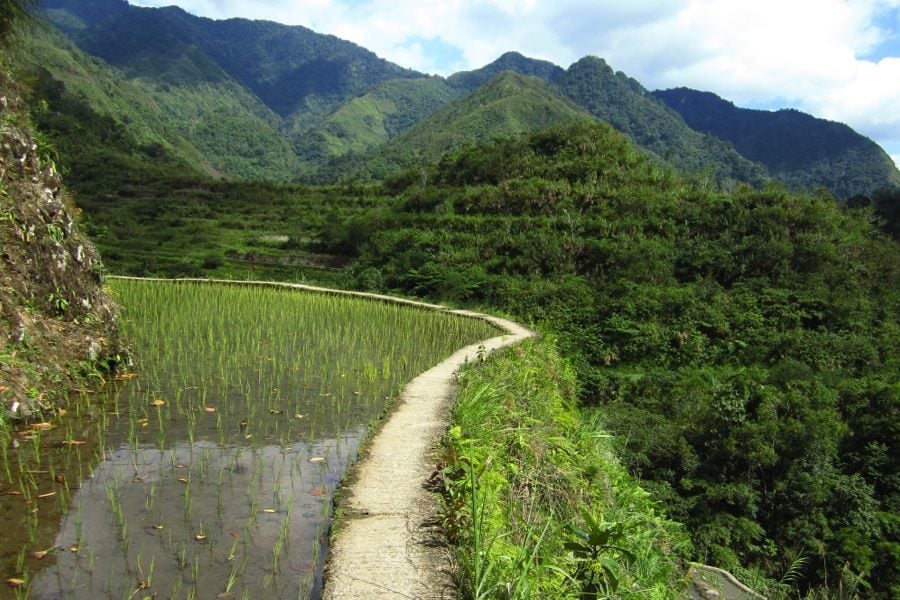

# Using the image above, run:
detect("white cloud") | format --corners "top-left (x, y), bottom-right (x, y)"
top-left (128, 0), bottom-right (900, 158)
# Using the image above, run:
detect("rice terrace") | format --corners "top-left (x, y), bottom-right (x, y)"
top-left (0, 278), bottom-right (499, 599)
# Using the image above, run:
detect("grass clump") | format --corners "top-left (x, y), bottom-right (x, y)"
top-left (441, 337), bottom-right (689, 599)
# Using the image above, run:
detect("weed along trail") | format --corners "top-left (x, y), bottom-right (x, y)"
top-left (323, 310), bottom-right (533, 599)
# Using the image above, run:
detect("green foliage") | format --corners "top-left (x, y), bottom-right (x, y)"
top-left (447, 51), bottom-right (564, 92)
top-left (336, 123), bottom-right (899, 598)
top-left (441, 338), bottom-right (687, 599)
top-left (0, 0), bottom-right (36, 46)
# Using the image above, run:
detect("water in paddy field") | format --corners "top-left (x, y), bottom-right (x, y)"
top-left (0, 280), bottom-right (498, 599)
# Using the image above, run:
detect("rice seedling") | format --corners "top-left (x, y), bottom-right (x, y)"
top-left (3, 279), bottom-right (498, 597)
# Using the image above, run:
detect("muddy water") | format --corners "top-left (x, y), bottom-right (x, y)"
top-left (1, 382), bottom-right (359, 600)
top-left (0, 280), bottom-right (497, 599)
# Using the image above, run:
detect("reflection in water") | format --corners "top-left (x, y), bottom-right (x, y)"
top-left (31, 432), bottom-right (361, 599)
top-left (1, 281), bottom-right (496, 599)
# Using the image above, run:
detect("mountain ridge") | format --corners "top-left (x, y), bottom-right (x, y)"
top-left (654, 87), bottom-right (900, 198)
top-left (31, 0), bottom-right (900, 197)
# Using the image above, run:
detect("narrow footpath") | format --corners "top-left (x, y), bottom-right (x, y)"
top-left (110, 277), bottom-right (534, 598)
top-left (322, 310), bottom-right (534, 599)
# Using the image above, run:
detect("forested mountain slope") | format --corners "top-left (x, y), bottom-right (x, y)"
top-left (311, 71), bottom-right (594, 182)
top-left (655, 87), bottom-right (900, 198)
top-left (556, 57), bottom-right (768, 185)
top-left (32, 0), bottom-right (899, 197)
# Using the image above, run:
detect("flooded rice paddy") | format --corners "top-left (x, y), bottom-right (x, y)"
top-left (1, 280), bottom-right (497, 599)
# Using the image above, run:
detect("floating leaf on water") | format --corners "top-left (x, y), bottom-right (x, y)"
top-left (294, 413), bottom-right (306, 419)
top-left (64, 440), bottom-right (87, 445)
top-left (29, 548), bottom-right (53, 559)
top-left (114, 372), bottom-right (139, 380)
top-left (309, 487), bottom-right (326, 496)
top-left (138, 418), bottom-right (149, 426)
top-left (67, 545), bottom-right (79, 552)
top-left (268, 409), bottom-right (283, 414)
top-left (203, 406), bottom-right (216, 413)
top-left (31, 423), bottom-right (53, 431)
top-left (309, 456), bottom-right (325, 463)
top-left (4, 491), bottom-right (22, 496)
top-left (262, 508), bottom-right (277, 513)
top-left (177, 477), bottom-right (189, 483)
top-left (6, 578), bottom-right (25, 588)
top-left (150, 399), bottom-right (166, 407)
top-left (194, 534), bottom-right (207, 542)
top-left (152, 524), bottom-right (164, 530)
top-left (37, 491), bottom-right (56, 499)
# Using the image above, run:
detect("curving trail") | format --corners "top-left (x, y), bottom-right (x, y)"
top-left (109, 277), bottom-right (535, 598)
top-left (323, 310), bottom-right (533, 599)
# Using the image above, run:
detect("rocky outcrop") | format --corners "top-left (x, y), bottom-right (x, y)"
top-left (0, 69), bottom-right (124, 418)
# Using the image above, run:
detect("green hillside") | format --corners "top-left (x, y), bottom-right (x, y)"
top-left (19, 26), bottom-right (213, 190)
top-left (42, 0), bottom-right (426, 152)
top-left (34, 0), bottom-right (897, 197)
top-left (292, 76), bottom-right (461, 170)
top-left (556, 56), bottom-right (769, 185)
top-left (654, 87), bottom-right (900, 198)
top-left (312, 71), bottom-right (594, 182)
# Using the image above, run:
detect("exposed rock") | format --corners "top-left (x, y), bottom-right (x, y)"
top-left (0, 68), bottom-right (125, 418)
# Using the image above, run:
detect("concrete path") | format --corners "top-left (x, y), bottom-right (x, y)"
top-left (108, 277), bottom-right (535, 599)
top-left (322, 311), bottom-right (533, 599)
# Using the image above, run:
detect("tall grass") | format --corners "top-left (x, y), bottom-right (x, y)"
top-left (440, 337), bottom-right (689, 599)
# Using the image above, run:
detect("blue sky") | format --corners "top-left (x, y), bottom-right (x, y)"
top-left (131, 0), bottom-right (900, 167)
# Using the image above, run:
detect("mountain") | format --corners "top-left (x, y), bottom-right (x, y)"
top-left (312, 71), bottom-right (594, 182)
top-left (41, 0), bottom-right (427, 151)
top-left (653, 87), bottom-right (900, 198)
top-left (556, 57), bottom-right (768, 185)
top-left (447, 51), bottom-right (565, 91)
top-left (292, 77), bottom-right (462, 170)
top-left (31, 0), bottom-right (899, 196)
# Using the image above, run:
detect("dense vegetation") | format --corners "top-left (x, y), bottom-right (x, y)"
top-left (342, 124), bottom-right (899, 598)
top-left (312, 72), bottom-right (594, 183)
top-left (655, 87), bottom-right (900, 198)
top-left (555, 57), bottom-right (769, 186)
top-left (443, 337), bottom-right (688, 598)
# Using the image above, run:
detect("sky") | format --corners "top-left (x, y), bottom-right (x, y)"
top-left (131, 0), bottom-right (900, 168)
